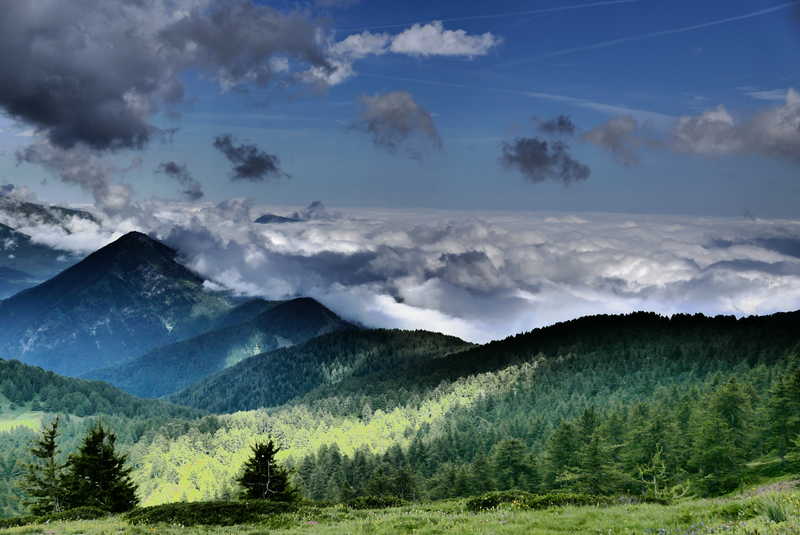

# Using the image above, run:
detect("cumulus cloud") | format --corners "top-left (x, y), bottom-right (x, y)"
top-left (156, 161), bottom-right (204, 201)
top-left (303, 22), bottom-right (500, 86)
top-left (671, 90), bottom-right (800, 161)
top-left (500, 138), bottom-right (590, 184)
top-left (213, 134), bottom-right (290, 181)
top-left (536, 115), bottom-right (576, 136)
top-left (389, 21), bottom-right (501, 57)
top-left (583, 115), bottom-right (642, 165)
top-left (0, 0), bottom-right (330, 152)
top-left (353, 91), bottom-right (442, 157)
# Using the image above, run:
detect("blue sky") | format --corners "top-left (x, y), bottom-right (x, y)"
top-left (1, 0), bottom-right (799, 217)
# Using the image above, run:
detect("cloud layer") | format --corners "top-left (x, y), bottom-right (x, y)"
top-left (7, 201), bottom-right (799, 344)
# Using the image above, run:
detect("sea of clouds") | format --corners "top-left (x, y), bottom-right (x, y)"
top-left (5, 196), bottom-right (800, 343)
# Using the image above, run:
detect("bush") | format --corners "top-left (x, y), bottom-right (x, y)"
top-left (465, 491), bottom-right (613, 512)
top-left (714, 499), bottom-right (762, 521)
top-left (125, 500), bottom-right (297, 526)
top-left (0, 516), bottom-right (40, 529)
top-left (762, 498), bottom-right (789, 523)
top-left (347, 495), bottom-right (407, 510)
top-left (47, 506), bottom-right (110, 522)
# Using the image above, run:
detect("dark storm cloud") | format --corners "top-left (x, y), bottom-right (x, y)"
top-left (536, 115), bottom-right (576, 136)
top-left (583, 115), bottom-right (642, 166)
top-left (500, 138), bottom-right (590, 184)
top-left (213, 134), bottom-right (289, 182)
top-left (157, 161), bottom-right (204, 201)
top-left (353, 91), bottom-right (442, 157)
top-left (0, 0), bottom-right (330, 151)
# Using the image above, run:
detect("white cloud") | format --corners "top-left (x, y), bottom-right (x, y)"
top-left (672, 90), bottom-right (800, 161)
top-left (9, 201), bottom-right (800, 344)
top-left (389, 21), bottom-right (501, 57)
top-left (330, 31), bottom-right (390, 58)
top-left (304, 22), bottom-right (501, 86)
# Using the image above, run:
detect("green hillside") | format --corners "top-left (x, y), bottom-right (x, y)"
top-left (170, 329), bottom-right (472, 413)
top-left (85, 297), bottom-right (354, 398)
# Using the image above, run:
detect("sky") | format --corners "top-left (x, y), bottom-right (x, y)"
top-left (1, 0), bottom-right (800, 342)
top-left (0, 0), bottom-right (799, 217)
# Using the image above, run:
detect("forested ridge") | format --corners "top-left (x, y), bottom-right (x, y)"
top-left (1, 310), bottom-right (799, 516)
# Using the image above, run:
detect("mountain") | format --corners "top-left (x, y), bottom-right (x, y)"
top-left (85, 297), bottom-right (355, 398)
top-left (171, 311), bottom-right (800, 415)
top-left (254, 213), bottom-right (301, 224)
top-left (0, 358), bottom-right (201, 420)
top-left (170, 329), bottom-right (472, 413)
top-left (0, 196), bottom-right (99, 232)
top-left (0, 231), bottom-right (237, 376)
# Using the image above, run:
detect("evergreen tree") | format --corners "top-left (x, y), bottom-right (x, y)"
top-left (21, 417), bottom-right (64, 515)
top-left (237, 439), bottom-right (297, 502)
top-left (490, 439), bottom-right (534, 491)
top-left (61, 424), bottom-right (139, 513)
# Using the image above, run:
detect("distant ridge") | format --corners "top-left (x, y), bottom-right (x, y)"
top-left (85, 296), bottom-right (355, 398)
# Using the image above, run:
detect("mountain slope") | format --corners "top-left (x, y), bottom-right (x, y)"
top-left (171, 311), bottom-right (800, 415)
top-left (0, 231), bottom-right (236, 376)
top-left (170, 329), bottom-right (472, 413)
top-left (0, 196), bottom-right (98, 231)
top-left (85, 297), bottom-right (355, 398)
top-left (0, 358), bottom-right (201, 420)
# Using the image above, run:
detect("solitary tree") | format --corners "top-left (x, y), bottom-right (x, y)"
top-left (237, 439), bottom-right (297, 502)
top-left (60, 424), bottom-right (139, 512)
top-left (21, 417), bottom-right (64, 515)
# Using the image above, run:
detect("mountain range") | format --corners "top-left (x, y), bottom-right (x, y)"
top-left (1, 224), bottom-right (799, 519)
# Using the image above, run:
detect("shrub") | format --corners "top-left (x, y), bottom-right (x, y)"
top-left (47, 506), bottom-right (110, 522)
top-left (125, 500), bottom-right (297, 526)
top-left (714, 499), bottom-right (762, 521)
top-left (347, 495), bottom-right (407, 510)
top-left (0, 516), bottom-right (40, 529)
top-left (466, 491), bottom-right (613, 512)
top-left (762, 498), bottom-right (789, 523)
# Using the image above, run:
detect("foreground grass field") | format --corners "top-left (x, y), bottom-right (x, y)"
top-left (2, 491), bottom-right (800, 535)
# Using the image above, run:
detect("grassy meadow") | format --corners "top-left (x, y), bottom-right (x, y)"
top-left (2, 486), bottom-right (799, 535)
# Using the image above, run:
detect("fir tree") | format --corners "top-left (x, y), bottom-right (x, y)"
top-left (237, 439), bottom-right (297, 502)
top-left (61, 423), bottom-right (139, 513)
top-left (21, 417), bottom-right (64, 515)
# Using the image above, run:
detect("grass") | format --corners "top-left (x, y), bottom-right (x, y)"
top-left (0, 411), bottom-right (43, 433)
top-left (2, 492), bottom-right (800, 535)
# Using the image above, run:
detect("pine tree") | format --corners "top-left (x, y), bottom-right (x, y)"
top-left (237, 439), bottom-right (297, 502)
top-left (61, 424), bottom-right (139, 513)
top-left (490, 439), bottom-right (534, 491)
top-left (21, 417), bottom-right (65, 515)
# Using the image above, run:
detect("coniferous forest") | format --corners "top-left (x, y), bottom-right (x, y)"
top-left (2, 310), bottom-right (800, 533)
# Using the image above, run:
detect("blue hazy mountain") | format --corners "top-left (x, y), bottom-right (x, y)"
top-left (0, 231), bottom-right (238, 376)
top-left (84, 297), bottom-right (354, 398)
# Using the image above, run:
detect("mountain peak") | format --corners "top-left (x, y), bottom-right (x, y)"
top-left (0, 231), bottom-right (233, 375)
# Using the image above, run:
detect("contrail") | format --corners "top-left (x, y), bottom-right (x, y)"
top-left (504, 1), bottom-right (798, 66)
top-left (359, 72), bottom-right (674, 124)
top-left (335, 0), bottom-right (639, 33)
